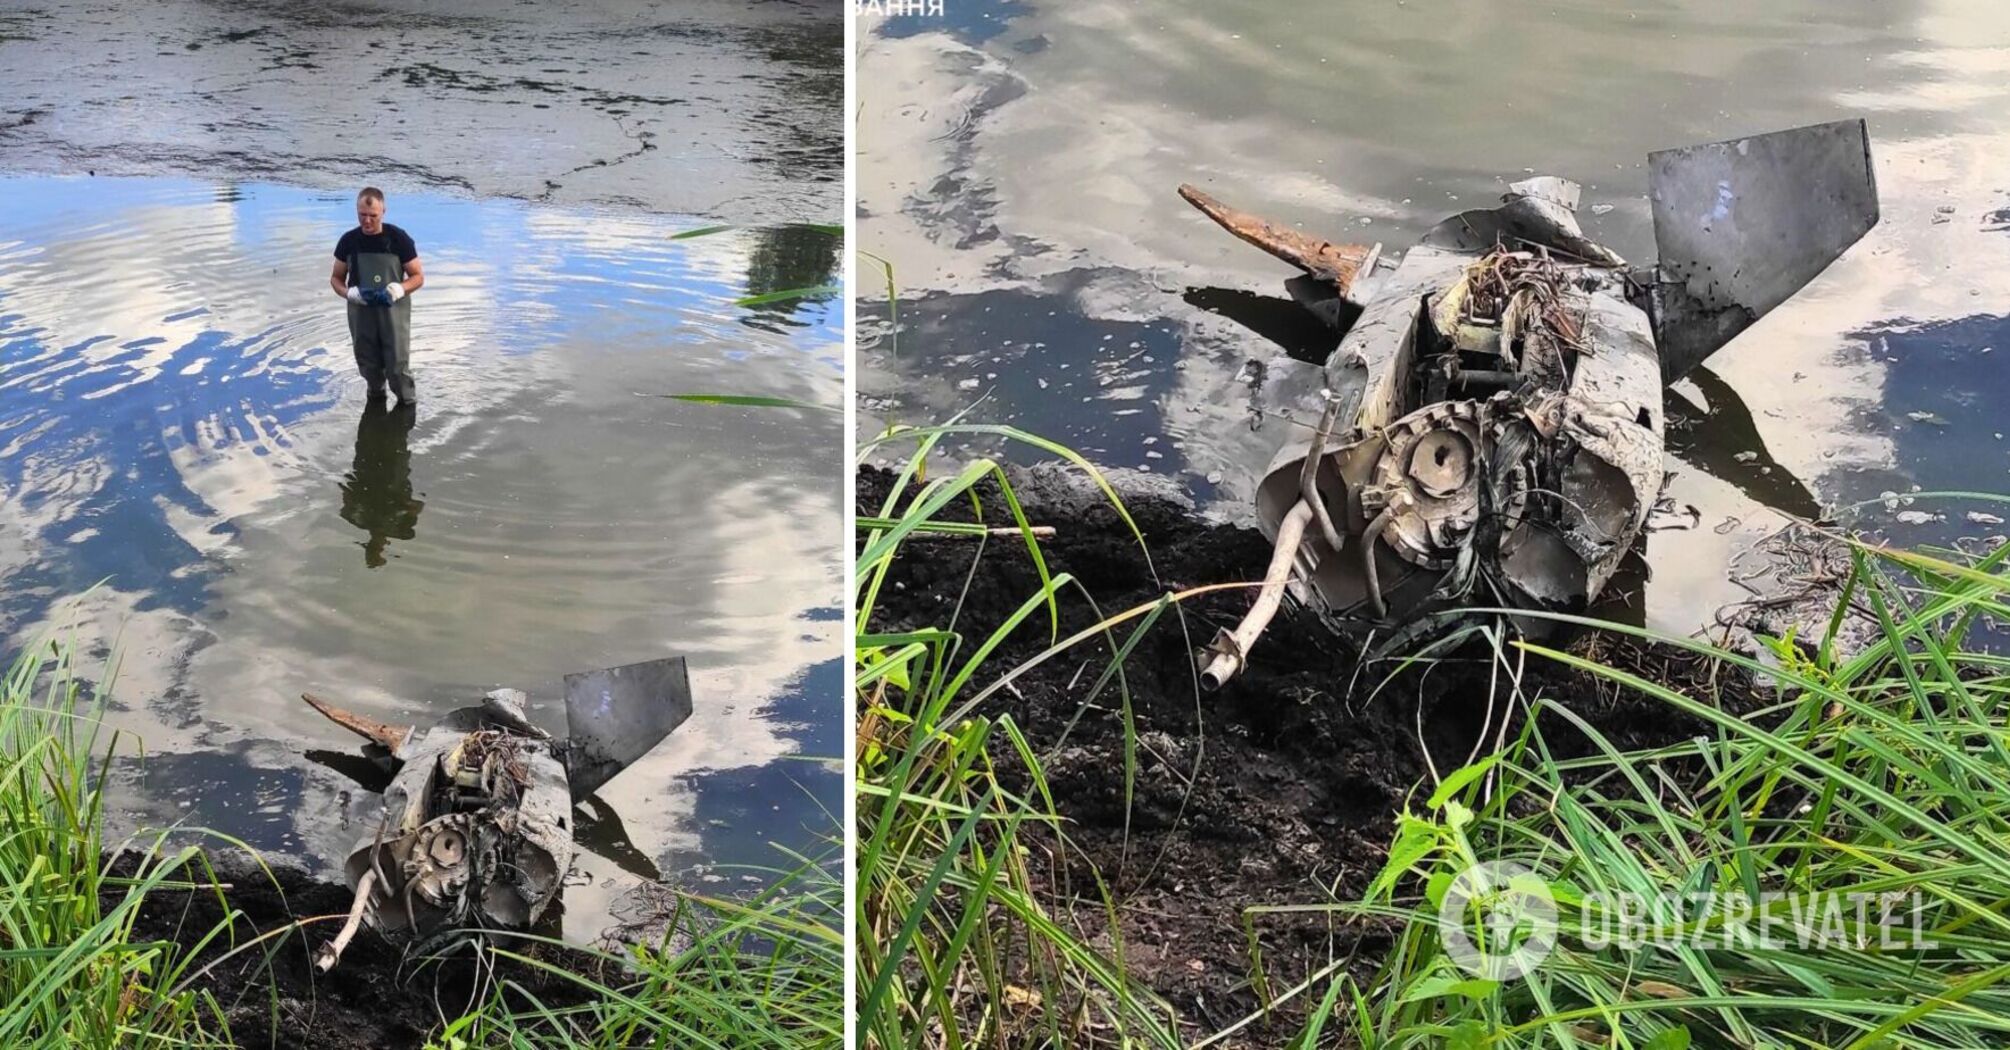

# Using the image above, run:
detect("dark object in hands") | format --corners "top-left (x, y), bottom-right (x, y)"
top-left (359, 286), bottom-right (394, 308)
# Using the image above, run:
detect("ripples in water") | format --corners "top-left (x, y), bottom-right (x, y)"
top-left (0, 174), bottom-right (843, 939)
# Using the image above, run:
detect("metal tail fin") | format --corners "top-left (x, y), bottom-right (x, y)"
top-left (302, 692), bottom-right (413, 754)
top-left (1177, 184), bottom-right (1380, 298)
top-left (1647, 119), bottom-right (1879, 381)
top-left (562, 656), bottom-right (695, 797)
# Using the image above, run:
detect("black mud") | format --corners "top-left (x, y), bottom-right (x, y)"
top-left (859, 465), bottom-right (1765, 1045)
top-left (113, 853), bottom-right (612, 1050)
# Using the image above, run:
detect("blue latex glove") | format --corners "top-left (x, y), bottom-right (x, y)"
top-left (359, 286), bottom-right (394, 308)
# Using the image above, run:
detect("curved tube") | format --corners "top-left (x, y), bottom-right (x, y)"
top-left (1200, 500), bottom-right (1315, 690)
top-left (1360, 495), bottom-right (1407, 621)
top-left (1298, 395), bottom-right (1347, 554)
top-left (316, 869), bottom-right (378, 972)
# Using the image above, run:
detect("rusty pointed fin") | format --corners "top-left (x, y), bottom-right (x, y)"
top-left (1178, 184), bottom-right (1379, 297)
top-left (302, 692), bottom-right (413, 753)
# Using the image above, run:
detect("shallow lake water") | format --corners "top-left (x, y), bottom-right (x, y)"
top-left (0, 175), bottom-right (842, 939)
top-left (858, 0), bottom-right (2010, 635)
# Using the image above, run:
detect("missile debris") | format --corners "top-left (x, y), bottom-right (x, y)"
top-left (1186, 121), bottom-right (1879, 687)
top-left (301, 656), bottom-right (693, 968)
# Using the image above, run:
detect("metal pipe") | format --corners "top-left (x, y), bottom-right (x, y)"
top-left (1298, 394), bottom-right (1347, 554)
top-left (315, 869), bottom-right (378, 972)
top-left (1449, 369), bottom-right (1521, 392)
top-left (1199, 500), bottom-right (1315, 691)
top-left (1360, 495), bottom-right (1407, 620)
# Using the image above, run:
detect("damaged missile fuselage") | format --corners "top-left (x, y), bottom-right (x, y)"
top-left (1258, 235), bottom-right (1663, 629)
top-left (303, 656), bottom-right (694, 968)
top-left (1190, 120), bottom-right (1880, 687)
top-left (346, 692), bottom-right (574, 937)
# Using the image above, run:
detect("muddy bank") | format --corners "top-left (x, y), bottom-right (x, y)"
top-left (112, 851), bottom-right (622, 1049)
top-left (860, 464), bottom-right (1767, 1043)
top-left (0, 0), bottom-right (840, 222)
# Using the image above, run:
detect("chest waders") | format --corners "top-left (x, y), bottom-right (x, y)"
top-left (346, 249), bottom-right (415, 402)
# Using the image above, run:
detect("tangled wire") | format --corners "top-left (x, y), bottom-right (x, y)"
top-left (455, 729), bottom-right (532, 811)
top-left (1462, 245), bottom-right (1590, 362)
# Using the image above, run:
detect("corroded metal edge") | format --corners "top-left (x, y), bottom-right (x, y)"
top-left (1178, 183), bottom-right (1379, 296)
top-left (302, 692), bottom-right (413, 753)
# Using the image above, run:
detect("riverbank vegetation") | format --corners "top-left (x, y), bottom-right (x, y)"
top-left (0, 634), bottom-right (842, 1049)
top-left (854, 425), bottom-right (1182, 1047)
top-left (854, 423), bottom-right (2010, 1048)
top-left (1351, 537), bottom-right (2010, 1049)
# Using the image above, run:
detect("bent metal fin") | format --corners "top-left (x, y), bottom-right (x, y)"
top-left (1178, 184), bottom-right (1380, 298)
top-left (301, 692), bottom-right (414, 754)
top-left (1646, 118), bottom-right (1879, 382)
top-left (562, 656), bottom-right (695, 797)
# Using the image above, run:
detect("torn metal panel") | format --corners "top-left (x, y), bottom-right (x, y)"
top-left (564, 656), bottom-right (694, 797)
top-left (1182, 122), bottom-right (1878, 686)
top-left (1646, 119), bottom-right (1879, 381)
top-left (1506, 175), bottom-right (1581, 212)
top-left (1421, 183), bottom-right (1626, 268)
top-left (301, 656), bottom-right (693, 962)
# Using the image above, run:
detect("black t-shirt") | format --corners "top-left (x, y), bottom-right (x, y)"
top-left (333, 224), bottom-right (418, 286)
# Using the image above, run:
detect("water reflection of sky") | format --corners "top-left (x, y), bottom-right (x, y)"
top-left (857, 0), bottom-right (2010, 635)
top-left (1828, 311), bottom-right (2010, 534)
top-left (0, 175), bottom-right (842, 939)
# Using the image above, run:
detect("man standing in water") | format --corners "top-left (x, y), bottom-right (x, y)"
top-left (330, 187), bottom-right (425, 405)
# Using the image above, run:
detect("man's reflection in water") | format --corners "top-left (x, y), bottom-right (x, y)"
top-left (339, 401), bottom-right (423, 567)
